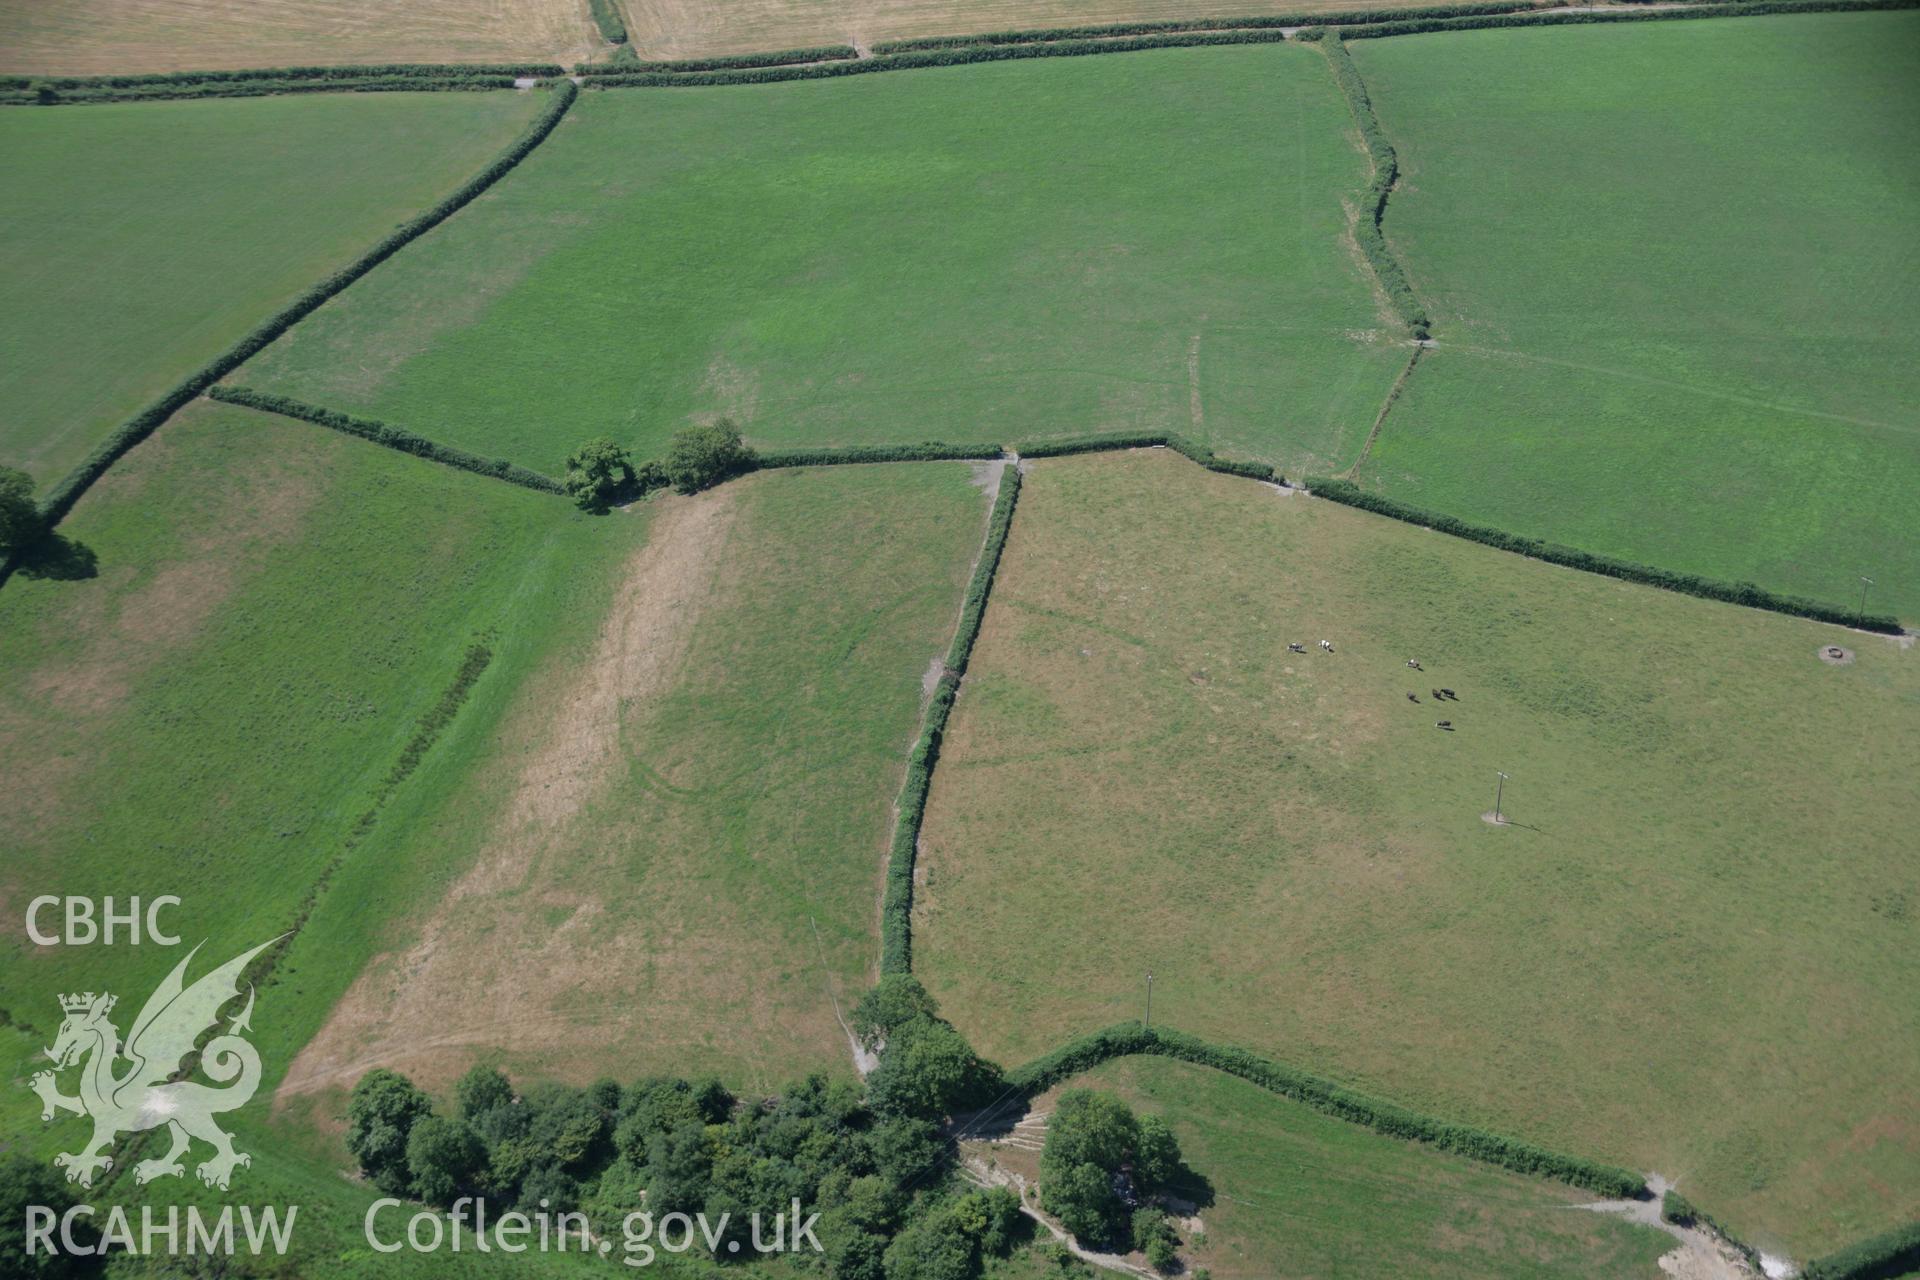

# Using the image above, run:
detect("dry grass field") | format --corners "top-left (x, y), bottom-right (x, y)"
top-left (914, 448), bottom-right (1920, 1258)
top-left (620, 0), bottom-right (1472, 59)
top-left (0, 0), bottom-right (605, 74)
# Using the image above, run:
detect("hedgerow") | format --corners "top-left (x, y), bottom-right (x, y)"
top-left (1007, 1023), bottom-right (1645, 1197)
top-left (584, 29), bottom-right (1302, 87)
top-left (576, 44), bottom-right (858, 74)
top-left (754, 442), bottom-right (1004, 468)
top-left (869, 1), bottom-right (1543, 50)
top-left (1014, 432), bottom-right (1279, 483)
top-left (1802, 1221), bottom-right (1920, 1280)
top-left (34, 80), bottom-right (577, 528)
top-left (1306, 477), bottom-right (1903, 632)
top-left (1335, 0), bottom-right (1920, 39)
top-left (881, 465), bottom-right (1021, 974)
top-left (382, 640), bottom-right (494, 793)
top-left (1318, 39), bottom-right (1429, 337)
top-left (587, 0), bottom-right (629, 45)
top-left (4, 76), bottom-right (523, 105)
top-left (0, 62), bottom-right (562, 88)
top-left (207, 388), bottom-right (566, 493)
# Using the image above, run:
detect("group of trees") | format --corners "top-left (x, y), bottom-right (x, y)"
top-left (0, 466), bottom-right (40, 556)
top-left (1039, 1090), bottom-right (1190, 1271)
top-left (563, 420), bottom-right (755, 511)
top-left (345, 977), bottom-right (1036, 1280)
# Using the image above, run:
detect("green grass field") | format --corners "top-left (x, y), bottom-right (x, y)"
top-left (0, 90), bottom-right (544, 486)
top-left (1347, 13), bottom-right (1920, 621)
top-left (273, 460), bottom-right (991, 1117)
top-left (238, 46), bottom-right (1409, 479)
top-left (0, 401), bottom-right (621, 1275)
top-left (914, 449), bottom-right (1920, 1259)
top-left (976, 1057), bottom-right (1673, 1278)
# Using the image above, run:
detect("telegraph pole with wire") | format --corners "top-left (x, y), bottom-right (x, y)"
top-left (1144, 973), bottom-right (1153, 1030)
top-left (1494, 771), bottom-right (1509, 825)
top-left (1859, 576), bottom-right (1874, 626)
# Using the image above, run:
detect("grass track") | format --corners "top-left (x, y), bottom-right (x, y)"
top-left (240, 45), bottom-right (1409, 479)
top-left (914, 449), bottom-right (1920, 1258)
top-left (985, 1057), bottom-right (1674, 1277)
top-left (0, 91), bottom-right (544, 484)
top-left (1348, 12), bottom-right (1920, 620)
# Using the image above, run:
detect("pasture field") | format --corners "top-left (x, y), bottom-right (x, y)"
top-left (1347, 13), bottom-right (1920, 621)
top-left (0, 401), bottom-right (622, 1274)
top-left (0, 0), bottom-right (603, 75)
top-left (619, 0), bottom-right (1485, 60)
top-left (239, 46), bottom-right (1410, 479)
top-left (913, 449), bottom-right (1920, 1259)
top-left (0, 90), bottom-right (545, 485)
top-left (273, 461), bottom-right (990, 1117)
top-left (974, 1057), bottom-right (1673, 1278)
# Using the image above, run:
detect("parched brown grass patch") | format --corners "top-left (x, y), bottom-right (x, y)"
top-left (916, 448), bottom-right (1920, 1256)
top-left (0, 0), bottom-right (603, 75)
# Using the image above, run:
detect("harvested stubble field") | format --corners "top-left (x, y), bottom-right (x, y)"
top-left (239, 45), bottom-right (1409, 479)
top-left (1348, 12), bottom-right (1920, 621)
top-left (914, 448), bottom-right (1920, 1259)
top-left (0, 90), bottom-right (544, 484)
top-left (0, 0), bottom-right (603, 75)
top-left (274, 461), bottom-right (990, 1114)
top-left (974, 1057), bottom-right (1673, 1278)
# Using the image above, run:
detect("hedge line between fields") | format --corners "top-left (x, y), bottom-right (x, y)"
top-left (1006, 1023), bottom-right (1646, 1197)
top-left (1332, 0), bottom-right (1920, 38)
top-left (1803, 1222), bottom-right (1920, 1280)
top-left (207, 387), bottom-right (566, 493)
top-left (1306, 477), bottom-right (1903, 631)
top-left (577, 44), bottom-right (859, 73)
top-left (754, 442), bottom-right (1005, 468)
top-left (583, 28), bottom-right (1311, 86)
top-left (1316, 38), bottom-right (1429, 337)
top-left (1014, 431), bottom-right (1280, 483)
top-left (0, 62), bottom-right (562, 88)
top-left (588, 0), bottom-right (630, 45)
top-left (880, 463), bottom-right (1021, 975)
top-left (868, 0), bottom-right (1544, 50)
top-left (32, 80), bottom-right (577, 527)
top-left (4, 76), bottom-right (524, 105)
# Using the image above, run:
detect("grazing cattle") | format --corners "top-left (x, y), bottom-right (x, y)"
top-left (1407, 659), bottom-right (1422, 670)
top-left (1439, 688), bottom-right (1457, 700)
top-left (1288, 643), bottom-right (1306, 653)
top-left (1431, 689), bottom-right (1444, 701)
top-left (1436, 720), bottom-right (1453, 731)
top-left (1320, 640), bottom-right (1333, 652)
top-left (1407, 692), bottom-right (1419, 703)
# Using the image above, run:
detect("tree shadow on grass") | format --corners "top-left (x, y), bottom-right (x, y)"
top-left (7, 531), bottom-right (99, 584)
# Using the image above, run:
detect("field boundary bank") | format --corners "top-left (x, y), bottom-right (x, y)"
top-left (1315, 37), bottom-right (1430, 337)
top-left (881, 463), bottom-right (1023, 974)
top-left (0, 79), bottom-right (577, 595)
top-left (0, 63), bottom-right (566, 105)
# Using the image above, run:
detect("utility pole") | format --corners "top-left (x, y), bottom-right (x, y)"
top-left (1144, 973), bottom-right (1153, 1030)
top-left (1859, 576), bottom-right (1874, 626)
top-left (1494, 771), bottom-right (1509, 824)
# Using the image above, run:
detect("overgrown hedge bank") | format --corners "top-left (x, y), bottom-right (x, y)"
top-left (1008, 1023), bottom-right (1645, 1197)
top-left (1307, 477), bottom-right (1903, 632)
top-left (1334, 0), bottom-right (1920, 38)
top-left (34, 80), bottom-right (577, 528)
top-left (1803, 1221), bottom-right (1920, 1280)
top-left (880, 464), bottom-right (1021, 974)
top-left (868, 1), bottom-right (1543, 50)
top-left (208, 387), bottom-right (565, 493)
top-left (1317, 39), bottom-right (1429, 338)
top-left (577, 44), bottom-right (859, 73)
top-left (588, 0), bottom-right (629, 45)
top-left (754, 441), bottom-right (1003, 468)
top-left (1014, 432), bottom-right (1279, 483)
top-left (0, 62), bottom-right (562, 88)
